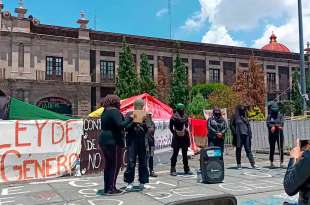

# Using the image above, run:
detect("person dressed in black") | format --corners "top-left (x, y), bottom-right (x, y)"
top-left (284, 139), bottom-right (310, 205)
top-left (97, 95), bottom-right (133, 195)
top-left (230, 105), bottom-right (259, 170)
top-left (124, 99), bottom-right (149, 191)
top-left (266, 103), bottom-right (285, 168)
top-left (207, 108), bottom-right (228, 153)
top-left (146, 113), bottom-right (158, 177)
top-left (170, 103), bottom-right (192, 176)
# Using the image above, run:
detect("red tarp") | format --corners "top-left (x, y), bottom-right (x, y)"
top-left (120, 93), bottom-right (173, 120)
top-left (190, 118), bottom-right (208, 138)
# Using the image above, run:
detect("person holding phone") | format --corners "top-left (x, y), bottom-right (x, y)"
top-left (266, 103), bottom-right (285, 168)
top-left (284, 139), bottom-right (310, 205)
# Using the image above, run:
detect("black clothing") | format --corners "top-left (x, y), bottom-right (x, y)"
top-left (267, 112), bottom-right (284, 163)
top-left (171, 146), bottom-right (189, 172)
top-left (147, 119), bottom-right (156, 173)
top-left (169, 111), bottom-right (190, 173)
top-left (268, 131), bottom-right (284, 163)
top-left (99, 107), bottom-right (131, 192)
top-left (0, 96), bottom-right (10, 120)
top-left (208, 137), bottom-right (225, 153)
top-left (284, 151), bottom-right (310, 205)
top-left (101, 144), bottom-right (123, 192)
top-left (230, 106), bottom-right (255, 165)
top-left (124, 111), bottom-right (149, 184)
top-left (230, 115), bottom-right (252, 148)
top-left (169, 112), bottom-right (190, 148)
top-left (99, 108), bottom-right (132, 147)
top-left (207, 115), bottom-right (227, 152)
top-left (236, 134), bottom-right (255, 165)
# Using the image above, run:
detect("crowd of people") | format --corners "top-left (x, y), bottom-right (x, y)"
top-left (96, 94), bottom-right (309, 205)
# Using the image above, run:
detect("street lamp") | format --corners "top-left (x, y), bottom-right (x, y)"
top-left (298, 0), bottom-right (308, 113)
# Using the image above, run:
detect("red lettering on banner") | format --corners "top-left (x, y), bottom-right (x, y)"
top-left (15, 121), bottom-right (30, 147)
top-left (0, 150), bottom-right (21, 182)
top-left (45, 157), bottom-right (56, 177)
top-left (35, 160), bottom-right (46, 178)
top-left (35, 120), bottom-right (48, 147)
top-left (66, 120), bottom-right (76, 144)
top-left (57, 155), bottom-right (68, 175)
top-left (23, 160), bottom-right (35, 180)
top-left (69, 153), bottom-right (78, 168)
top-left (52, 122), bottom-right (65, 144)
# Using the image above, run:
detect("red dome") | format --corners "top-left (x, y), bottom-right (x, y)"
top-left (261, 33), bottom-right (290, 53)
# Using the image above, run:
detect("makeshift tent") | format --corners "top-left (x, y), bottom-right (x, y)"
top-left (88, 93), bottom-right (173, 120)
top-left (120, 93), bottom-right (173, 120)
top-left (0, 97), bottom-right (72, 120)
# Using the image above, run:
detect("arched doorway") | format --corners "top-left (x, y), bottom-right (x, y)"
top-left (37, 97), bottom-right (72, 116)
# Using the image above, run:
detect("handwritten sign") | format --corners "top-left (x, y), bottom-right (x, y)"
top-left (0, 120), bottom-right (83, 182)
top-left (80, 119), bottom-right (104, 175)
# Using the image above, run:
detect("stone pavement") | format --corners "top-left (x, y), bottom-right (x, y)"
top-left (0, 153), bottom-right (298, 205)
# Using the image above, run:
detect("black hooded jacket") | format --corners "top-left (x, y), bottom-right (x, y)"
top-left (208, 114), bottom-right (227, 140)
top-left (284, 151), bottom-right (310, 205)
top-left (169, 111), bottom-right (190, 148)
top-left (230, 106), bottom-right (252, 147)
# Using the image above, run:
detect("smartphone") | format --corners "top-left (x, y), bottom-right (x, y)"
top-left (300, 139), bottom-right (310, 151)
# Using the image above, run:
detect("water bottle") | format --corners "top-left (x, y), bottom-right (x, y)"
top-left (196, 169), bottom-right (202, 183)
top-left (75, 159), bottom-right (81, 177)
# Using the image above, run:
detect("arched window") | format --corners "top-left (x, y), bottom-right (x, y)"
top-left (18, 43), bottom-right (24, 67)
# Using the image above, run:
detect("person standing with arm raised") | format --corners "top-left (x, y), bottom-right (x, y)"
top-left (97, 95), bottom-right (133, 196)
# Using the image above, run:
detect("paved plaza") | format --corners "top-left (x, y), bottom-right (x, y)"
top-left (0, 152), bottom-right (298, 205)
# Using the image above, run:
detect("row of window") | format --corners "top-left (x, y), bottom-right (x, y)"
top-left (44, 56), bottom-right (277, 87)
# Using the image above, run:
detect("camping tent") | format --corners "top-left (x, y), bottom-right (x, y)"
top-left (0, 93), bottom-right (72, 120)
top-left (88, 93), bottom-right (173, 120)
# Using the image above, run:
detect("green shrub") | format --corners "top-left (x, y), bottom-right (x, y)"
top-left (191, 83), bottom-right (227, 99)
top-left (187, 93), bottom-right (211, 119)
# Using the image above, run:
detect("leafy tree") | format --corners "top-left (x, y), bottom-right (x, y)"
top-left (191, 83), bottom-right (227, 99)
top-left (169, 53), bottom-right (190, 108)
top-left (208, 86), bottom-right (241, 117)
top-left (290, 69), bottom-right (310, 115)
top-left (187, 93), bottom-right (211, 119)
top-left (233, 56), bottom-right (266, 113)
top-left (248, 106), bottom-right (265, 121)
top-left (139, 53), bottom-right (157, 96)
top-left (115, 41), bottom-right (140, 99)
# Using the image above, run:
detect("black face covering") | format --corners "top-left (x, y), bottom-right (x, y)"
top-left (238, 107), bottom-right (246, 117)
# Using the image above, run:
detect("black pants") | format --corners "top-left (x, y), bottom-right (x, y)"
top-left (236, 134), bottom-right (255, 165)
top-left (171, 146), bottom-right (189, 172)
top-left (208, 137), bottom-right (224, 153)
top-left (101, 144), bottom-right (123, 192)
top-left (149, 145), bottom-right (155, 172)
top-left (269, 131), bottom-right (284, 163)
top-left (124, 137), bottom-right (149, 184)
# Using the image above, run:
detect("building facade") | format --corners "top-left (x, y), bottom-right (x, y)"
top-left (0, 2), bottom-right (308, 117)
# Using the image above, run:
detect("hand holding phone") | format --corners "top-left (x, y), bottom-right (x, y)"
top-left (290, 139), bottom-right (302, 159)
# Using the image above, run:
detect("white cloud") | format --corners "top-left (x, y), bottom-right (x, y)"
top-left (181, 0), bottom-right (221, 31)
top-left (253, 1), bottom-right (310, 52)
top-left (180, 0), bottom-right (310, 51)
top-left (156, 8), bottom-right (168, 17)
top-left (202, 25), bottom-right (245, 46)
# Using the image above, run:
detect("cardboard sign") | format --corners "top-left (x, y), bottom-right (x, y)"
top-left (133, 110), bottom-right (147, 123)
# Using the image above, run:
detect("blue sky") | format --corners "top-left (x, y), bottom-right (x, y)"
top-left (3, 0), bottom-right (310, 51)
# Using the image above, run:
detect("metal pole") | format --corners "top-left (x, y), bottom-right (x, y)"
top-left (298, 0), bottom-right (307, 113)
top-left (168, 0), bottom-right (172, 39)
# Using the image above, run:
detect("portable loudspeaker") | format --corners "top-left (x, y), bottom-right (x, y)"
top-left (200, 146), bottom-right (224, 184)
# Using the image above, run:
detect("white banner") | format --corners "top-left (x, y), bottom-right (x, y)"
top-left (203, 108), bottom-right (228, 120)
top-left (0, 120), bottom-right (83, 183)
top-left (154, 120), bottom-right (172, 152)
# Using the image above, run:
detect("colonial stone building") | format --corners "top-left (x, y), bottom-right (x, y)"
top-left (0, 2), bottom-right (308, 116)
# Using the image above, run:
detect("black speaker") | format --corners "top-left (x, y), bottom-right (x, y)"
top-left (200, 146), bottom-right (224, 184)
